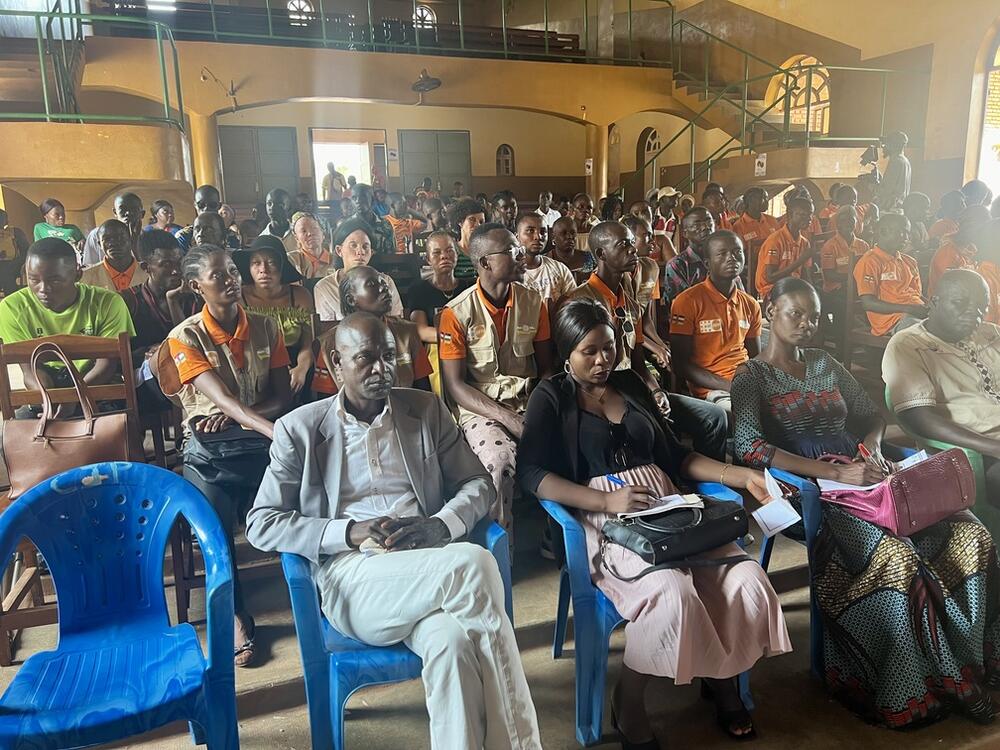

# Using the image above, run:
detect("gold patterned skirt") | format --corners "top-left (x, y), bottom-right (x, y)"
top-left (813, 504), bottom-right (1000, 728)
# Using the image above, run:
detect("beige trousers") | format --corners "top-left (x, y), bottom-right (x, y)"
top-left (316, 542), bottom-right (542, 750)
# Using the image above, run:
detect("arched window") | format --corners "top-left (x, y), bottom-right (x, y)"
top-left (766, 54), bottom-right (831, 136)
top-left (638, 127), bottom-right (661, 194)
top-left (413, 4), bottom-right (436, 28)
top-left (287, 0), bottom-right (313, 27)
top-left (496, 144), bottom-right (515, 177)
top-left (977, 43), bottom-right (1000, 195)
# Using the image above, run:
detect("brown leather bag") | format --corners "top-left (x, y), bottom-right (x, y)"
top-left (2, 342), bottom-right (141, 499)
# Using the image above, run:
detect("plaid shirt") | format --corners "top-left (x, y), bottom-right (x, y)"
top-left (662, 247), bottom-right (743, 311)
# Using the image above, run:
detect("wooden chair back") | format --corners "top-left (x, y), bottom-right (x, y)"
top-left (0, 333), bottom-right (138, 421)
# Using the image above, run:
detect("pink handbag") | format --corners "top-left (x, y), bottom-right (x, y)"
top-left (820, 448), bottom-right (975, 536)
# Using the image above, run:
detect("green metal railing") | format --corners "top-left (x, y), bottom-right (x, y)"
top-left (93, 0), bottom-right (678, 68)
top-left (0, 7), bottom-right (185, 130)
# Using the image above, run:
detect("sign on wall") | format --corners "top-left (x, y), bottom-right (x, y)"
top-left (584, 158), bottom-right (593, 176)
top-left (387, 148), bottom-right (399, 161)
top-left (754, 152), bottom-right (767, 177)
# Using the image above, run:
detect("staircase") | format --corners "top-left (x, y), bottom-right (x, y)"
top-left (0, 18), bottom-right (83, 118)
top-left (620, 9), bottom-right (897, 196)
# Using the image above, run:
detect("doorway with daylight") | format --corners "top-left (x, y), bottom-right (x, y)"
top-left (310, 128), bottom-right (387, 199)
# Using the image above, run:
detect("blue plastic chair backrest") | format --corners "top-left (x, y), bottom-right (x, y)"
top-left (0, 462), bottom-right (223, 636)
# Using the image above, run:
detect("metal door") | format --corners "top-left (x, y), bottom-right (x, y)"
top-left (219, 125), bottom-right (299, 204)
top-left (398, 130), bottom-right (471, 195)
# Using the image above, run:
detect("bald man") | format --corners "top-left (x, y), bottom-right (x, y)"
top-left (884, 269), bottom-right (1000, 502)
top-left (248, 312), bottom-right (541, 749)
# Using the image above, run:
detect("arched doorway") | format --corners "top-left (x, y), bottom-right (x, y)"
top-left (977, 42), bottom-right (1000, 195)
top-left (637, 127), bottom-right (661, 195)
top-left (765, 54), bottom-right (831, 136)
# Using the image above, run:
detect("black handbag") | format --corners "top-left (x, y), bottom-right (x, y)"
top-left (600, 497), bottom-right (750, 581)
top-left (183, 419), bottom-right (271, 487)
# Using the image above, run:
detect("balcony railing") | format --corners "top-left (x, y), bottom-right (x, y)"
top-left (0, 7), bottom-right (184, 130)
top-left (91, 0), bottom-right (678, 67)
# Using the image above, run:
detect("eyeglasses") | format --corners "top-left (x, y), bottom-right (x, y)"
top-left (609, 422), bottom-right (634, 469)
top-left (614, 305), bottom-right (636, 335)
top-left (483, 244), bottom-right (526, 260)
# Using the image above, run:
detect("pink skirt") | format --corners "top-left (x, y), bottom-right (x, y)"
top-left (582, 464), bottom-right (792, 683)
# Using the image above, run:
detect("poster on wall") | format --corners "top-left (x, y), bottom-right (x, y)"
top-left (754, 153), bottom-right (767, 177)
top-left (584, 158), bottom-right (593, 176)
top-left (387, 148), bottom-right (399, 161)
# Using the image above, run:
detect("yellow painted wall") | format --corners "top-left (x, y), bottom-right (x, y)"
top-left (511, 0), bottom-right (1000, 169)
top-left (217, 101), bottom-right (589, 179)
top-left (613, 111), bottom-right (731, 172)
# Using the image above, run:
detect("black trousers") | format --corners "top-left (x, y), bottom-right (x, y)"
top-left (182, 452), bottom-right (268, 615)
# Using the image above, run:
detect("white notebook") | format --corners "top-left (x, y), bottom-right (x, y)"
top-left (618, 493), bottom-right (704, 520)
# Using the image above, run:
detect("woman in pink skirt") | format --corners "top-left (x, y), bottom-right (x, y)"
top-left (517, 299), bottom-right (792, 749)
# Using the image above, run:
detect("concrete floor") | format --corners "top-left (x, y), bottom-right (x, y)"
top-left (4, 500), bottom-right (1000, 750)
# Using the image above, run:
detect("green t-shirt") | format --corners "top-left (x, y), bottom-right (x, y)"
top-left (33, 222), bottom-right (84, 244)
top-left (0, 284), bottom-right (136, 372)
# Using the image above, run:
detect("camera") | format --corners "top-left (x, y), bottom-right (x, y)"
top-left (860, 144), bottom-right (880, 167)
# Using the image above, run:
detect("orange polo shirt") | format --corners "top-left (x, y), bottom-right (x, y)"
top-left (978, 260), bottom-right (1000, 326)
top-left (929, 218), bottom-right (959, 241)
top-left (670, 278), bottom-right (762, 398)
top-left (105, 259), bottom-right (140, 292)
top-left (928, 236), bottom-right (977, 295)
top-left (754, 225), bottom-right (810, 300)
top-left (438, 281), bottom-right (550, 360)
top-left (168, 305), bottom-right (291, 383)
top-left (730, 212), bottom-right (779, 259)
top-left (853, 246), bottom-right (924, 336)
top-left (820, 234), bottom-right (869, 292)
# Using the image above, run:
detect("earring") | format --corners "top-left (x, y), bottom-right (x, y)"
top-left (564, 360), bottom-right (572, 375)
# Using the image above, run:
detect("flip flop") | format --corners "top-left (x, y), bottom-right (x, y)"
top-left (234, 614), bottom-right (256, 668)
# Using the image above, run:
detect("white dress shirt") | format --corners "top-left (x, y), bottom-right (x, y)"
top-left (320, 392), bottom-right (466, 554)
top-left (535, 207), bottom-right (562, 229)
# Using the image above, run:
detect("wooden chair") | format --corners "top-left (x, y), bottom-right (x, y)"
top-left (0, 333), bottom-right (190, 664)
top-left (370, 252), bottom-right (424, 307)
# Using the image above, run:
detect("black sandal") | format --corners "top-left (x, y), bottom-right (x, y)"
top-left (234, 614), bottom-right (256, 668)
top-left (701, 680), bottom-right (757, 741)
top-left (964, 694), bottom-right (996, 725)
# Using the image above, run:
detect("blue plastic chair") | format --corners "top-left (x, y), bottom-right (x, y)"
top-left (754, 468), bottom-right (824, 678)
top-left (542, 481), bottom-right (753, 747)
top-left (281, 517), bottom-right (512, 750)
top-left (0, 462), bottom-right (238, 750)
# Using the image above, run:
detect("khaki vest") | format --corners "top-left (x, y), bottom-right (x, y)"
top-left (321, 316), bottom-right (422, 389)
top-left (169, 310), bottom-right (280, 427)
top-left (446, 282), bottom-right (542, 422)
top-left (567, 273), bottom-right (641, 370)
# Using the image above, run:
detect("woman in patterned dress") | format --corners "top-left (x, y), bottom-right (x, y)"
top-left (731, 276), bottom-right (1000, 728)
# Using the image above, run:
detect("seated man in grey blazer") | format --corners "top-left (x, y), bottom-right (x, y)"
top-left (247, 312), bottom-right (541, 750)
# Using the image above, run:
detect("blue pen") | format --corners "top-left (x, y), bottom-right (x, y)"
top-left (605, 474), bottom-right (626, 488)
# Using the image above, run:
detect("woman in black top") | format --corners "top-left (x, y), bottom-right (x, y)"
top-left (517, 299), bottom-right (791, 748)
top-left (408, 229), bottom-right (468, 335)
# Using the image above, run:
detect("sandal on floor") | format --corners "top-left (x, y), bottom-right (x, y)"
top-left (701, 680), bottom-right (757, 742)
top-left (234, 614), bottom-right (257, 668)
top-left (963, 694), bottom-right (996, 725)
